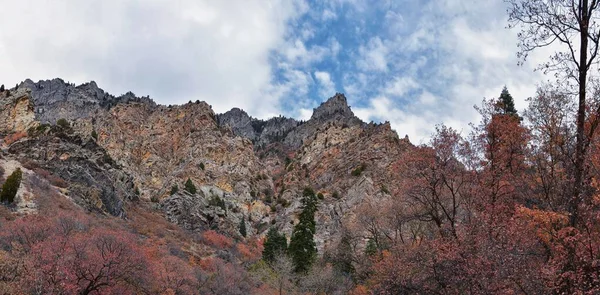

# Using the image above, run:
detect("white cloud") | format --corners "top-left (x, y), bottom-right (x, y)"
top-left (383, 77), bottom-right (420, 97)
top-left (357, 37), bottom-right (389, 72)
top-left (322, 9), bottom-right (338, 21)
top-left (314, 71), bottom-right (336, 98)
top-left (0, 0), bottom-right (308, 118)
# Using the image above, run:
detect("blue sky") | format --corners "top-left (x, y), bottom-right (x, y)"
top-left (0, 0), bottom-right (549, 143)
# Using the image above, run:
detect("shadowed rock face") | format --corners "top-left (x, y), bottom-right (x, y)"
top-left (7, 126), bottom-right (137, 216)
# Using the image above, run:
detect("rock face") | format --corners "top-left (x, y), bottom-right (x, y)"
top-left (20, 78), bottom-right (154, 125)
top-left (0, 78), bottom-right (416, 249)
top-left (7, 126), bottom-right (137, 216)
top-left (217, 108), bottom-right (299, 148)
top-left (0, 88), bottom-right (37, 135)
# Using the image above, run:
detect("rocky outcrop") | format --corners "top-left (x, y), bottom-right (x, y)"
top-left (217, 108), bottom-right (299, 148)
top-left (20, 78), bottom-right (155, 125)
top-left (161, 185), bottom-right (271, 236)
top-left (0, 88), bottom-right (37, 135)
top-left (7, 126), bottom-right (137, 216)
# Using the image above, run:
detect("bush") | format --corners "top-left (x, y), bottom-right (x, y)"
top-left (317, 193), bottom-right (324, 200)
top-left (239, 217), bottom-right (247, 238)
top-left (199, 162), bottom-right (205, 170)
top-left (170, 184), bottom-right (178, 195)
top-left (332, 191), bottom-right (340, 199)
top-left (91, 130), bottom-right (98, 140)
top-left (203, 230), bottom-right (233, 248)
top-left (56, 118), bottom-right (70, 129)
top-left (209, 195), bottom-right (226, 211)
top-left (1, 168), bottom-right (22, 203)
top-left (0, 84), bottom-right (4, 92)
top-left (184, 178), bottom-right (196, 194)
top-left (351, 164), bottom-right (366, 176)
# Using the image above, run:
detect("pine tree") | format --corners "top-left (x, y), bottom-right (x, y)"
top-left (365, 238), bottom-right (377, 257)
top-left (170, 184), bottom-right (179, 195)
top-left (262, 227), bottom-right (288, 264)
top-left (184, 178), bottom-right (196, 194)
top-left (0, 84), bottom-right (4, 92)
top-left (239, 216), bottom-right (247, 238)
top-left (1, 168), bottom-right (22, 203)
top-left (333, 231), bottom-right (355, 275)
top-left (497, 86), bottom-right (518, 116)
top-left (288, 187), bottom-right (318, 273)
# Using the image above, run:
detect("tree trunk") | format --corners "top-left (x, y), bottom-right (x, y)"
top-left (571, 0), bottom-right (589, 228)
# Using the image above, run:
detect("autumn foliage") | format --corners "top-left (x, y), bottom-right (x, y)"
top-left (339, 87), bottom-right (600, 294)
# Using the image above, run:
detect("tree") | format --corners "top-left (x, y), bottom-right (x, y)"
top-left (288, 187), bottom-right (318, 273)
top-left (365, 238), bottom-right (378, 257)
top-left (506, 0), bottom-right (600, 227)
top-left (1, 168), bottom-right (22, 203)
top-left (497, 86), bottom-right (518, 116)
top-left (0, 85), bottom-right (4, 92)
top-left (170, 184), bottom-right (178, 195)
top-left (91, 130), bottom-right (98, 140)
top-left (184, 178), bottom-right (196, 194)
top-left (262, 227), bottom-right (287, 264)
top-left (239, 217), bottom-right (247, 238)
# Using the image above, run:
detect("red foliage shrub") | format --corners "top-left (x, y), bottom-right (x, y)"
top-left (202, 230), bottom-right (233, 249)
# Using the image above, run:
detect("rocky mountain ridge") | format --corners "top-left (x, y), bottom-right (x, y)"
top-left (0, 78), bottom-right (414, 250)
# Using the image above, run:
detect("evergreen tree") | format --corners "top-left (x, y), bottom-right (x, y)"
top-left (1, 168), bottom-right (22, 203)
top-left (496, 86), bottom-right (518, 116)
top-left (262, 227), bottom-right (288, 264)
top-left (239, 216), bottom-right (247, 238)
top-left (288, 187), bottom-right (318, 273)
top-left (365, 238), bottom-right (377, 257)
top-left (332, 231), bottom-right (355, 275)
top-left (0, 84), bottom-right (4, 92)
top-left (184, 178), bottom-right (197, 194)
top-left (170, 184), bottom-right (179, 195)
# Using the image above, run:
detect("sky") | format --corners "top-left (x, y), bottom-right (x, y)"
top-left (0, 0), bottom-right (552, 144)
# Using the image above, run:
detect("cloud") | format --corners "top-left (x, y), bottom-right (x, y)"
top-left (0, 0), bottom-right (551, 143)
top-left (0, 0), bottom-right (308, 117)
top-left (314, 71), bottom-right (336, 98)
top-left (356, 37), bottom-right (389, 72)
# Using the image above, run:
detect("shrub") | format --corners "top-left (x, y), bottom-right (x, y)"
top-left (199, 162), bottom-right (205, 170)
top-left (351, 164), bottom-right (367, 176)
top-left (184, 178), bottom-right (196, 194)
top-left (1, 168), bottom-right (22, 203)
top-left (239, 217), bottom-right (247, 238)
top-left (0, 84), bottom-right (4, 92)
top-left (56, 118), bottom-right (70, 129)
top-left (209, 195), bottom-right (226, 211)
top-left (170, 184), bottom-right (178, 195)
top-left (332, 191), bottom-right (340, 199)
top-left (317, 193), bottom-right (324, 200)
top-left (91, 130), bottom-right (98, 140)
top-left (203, 230), bottom-right (233, 248)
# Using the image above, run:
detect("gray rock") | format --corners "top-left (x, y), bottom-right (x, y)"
top-left (7, 127), bottom-right (136, 216)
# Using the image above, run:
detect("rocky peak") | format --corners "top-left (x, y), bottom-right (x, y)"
top-left (217, 108), bottom-right (256, 141)
top-left (311, 93), bottom-right (354, 121)
top-left (20, 78), bottom-right (156, 124)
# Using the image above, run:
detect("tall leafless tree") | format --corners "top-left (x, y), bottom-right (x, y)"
top-left (506, 0), bottom-right (600, 227)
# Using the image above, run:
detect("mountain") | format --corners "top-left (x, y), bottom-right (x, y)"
top-left (0, 78), bottom-right (414, 251)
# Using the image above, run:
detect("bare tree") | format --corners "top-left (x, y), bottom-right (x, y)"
top-left (506, 0), bottom-right (600, 226)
